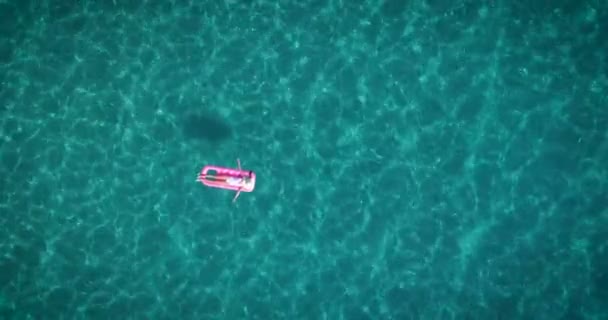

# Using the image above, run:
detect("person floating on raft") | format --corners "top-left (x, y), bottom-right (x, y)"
top-left (197, 159), bottom-right (256, 202)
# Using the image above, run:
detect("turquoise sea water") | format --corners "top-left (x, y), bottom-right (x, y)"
top-left (1, 1), bottom-right (607, 319)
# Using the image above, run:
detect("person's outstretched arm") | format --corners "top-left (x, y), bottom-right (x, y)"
top-left (232, 189), bottom-right (242, 203)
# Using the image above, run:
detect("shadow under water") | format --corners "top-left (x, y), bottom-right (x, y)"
top-left (182, 113), bottom-right (232, 142)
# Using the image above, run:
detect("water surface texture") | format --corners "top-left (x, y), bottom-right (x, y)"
top-left (1, 1), bottom-right (607, 319)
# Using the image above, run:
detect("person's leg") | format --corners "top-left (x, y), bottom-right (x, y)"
top-left (200, 174), bottom-right (230, 181)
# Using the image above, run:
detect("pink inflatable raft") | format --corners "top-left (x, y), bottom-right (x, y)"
top-left (197, 159), bottom-right (256, 202)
